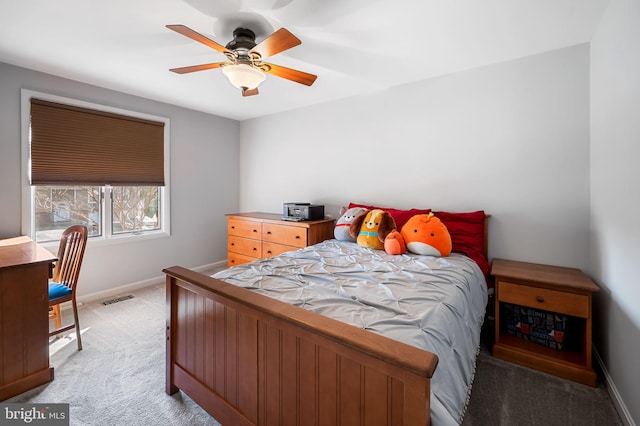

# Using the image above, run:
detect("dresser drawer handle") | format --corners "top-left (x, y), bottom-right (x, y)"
top-left (231, 226), bottom-right (235, 229)
top-left (230, 242), bottom-right (235, 246)
top-left (536, 296), bottom-right (544, 303)
top-left (253, 229), bottom-right (258, 233)
top-left (253, 247), bottom-right (257, 251)
top-left (295, 235), bottom-right (301, 239)
top-left (267, 250), bottom-right (272, 254)
top-left (267, 231), bottom-right (272, 235)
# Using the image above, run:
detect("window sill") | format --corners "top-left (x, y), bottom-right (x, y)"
top-left (38, 230), bottom-right (170, 250)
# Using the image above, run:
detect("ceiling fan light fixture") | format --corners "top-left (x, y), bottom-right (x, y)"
top-left (167, 25), bottom-right (317, 96)
top-left (222, 64), bottom-right (266, 90)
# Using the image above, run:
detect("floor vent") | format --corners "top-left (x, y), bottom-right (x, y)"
top-left (101, 295), bottom-right (134, 306)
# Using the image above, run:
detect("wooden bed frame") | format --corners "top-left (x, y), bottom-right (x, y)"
top-left (165, 266), bottom-right (438, 425)
top-left (164, 217), bottom-right (488, 425)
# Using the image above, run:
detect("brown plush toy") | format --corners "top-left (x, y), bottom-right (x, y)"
top-left (349, 209), bottom-right (397, 250)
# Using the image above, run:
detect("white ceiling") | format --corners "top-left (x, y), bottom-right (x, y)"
top-left (0, 0), bottom-right (609, 121)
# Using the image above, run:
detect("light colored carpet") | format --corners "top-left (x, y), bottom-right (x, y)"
top-left (8, 283), bottom-right (623, 425)
top-left (8, 284), bottom-right (219, 425)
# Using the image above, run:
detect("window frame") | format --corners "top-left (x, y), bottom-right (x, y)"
top-left (21, 89), bottom-right (171, 247)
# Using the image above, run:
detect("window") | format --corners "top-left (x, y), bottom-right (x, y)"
top-left (34, 186), bottom-right (101, 242)
top-left (21, 90), bottom-right (170, 244)
top-left (110, 186), bottom-right (161, 235)
top-left (33, 185), bottom-right (162, 243)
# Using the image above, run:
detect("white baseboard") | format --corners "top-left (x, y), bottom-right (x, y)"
top-left (593, 346), bottom-right (636, 426)
top-left (77, 260), bottom-right (227, 305)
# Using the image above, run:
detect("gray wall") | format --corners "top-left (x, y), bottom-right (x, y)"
top-left (0, 62), bottom-right (240, 298)
top-left (239, 44), bottom-right (591, 271)
top-left (590, 0), bottom-right (640, 423)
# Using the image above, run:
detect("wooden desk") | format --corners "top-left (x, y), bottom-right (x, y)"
top-left (0, 236), bottom-right (57, 401)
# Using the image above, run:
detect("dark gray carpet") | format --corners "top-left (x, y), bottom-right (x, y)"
top-left (463, 348), bottom-right (622, 426)
top-left (7, 284), bottom-right (623, 425)
top-left (463, 315), bottom-right (623, 426)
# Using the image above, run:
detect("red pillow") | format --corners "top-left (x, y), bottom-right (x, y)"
top-left (348, 202), bottom-right (431, 230)
top-left (433, 210), bottom-right (489, 282)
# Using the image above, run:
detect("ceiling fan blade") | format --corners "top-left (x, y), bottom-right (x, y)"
top-left (263, 63), bottom-right (317, 86)
top-left (250, 28), bottom-right (301, 59)
top-left (166, 24), bottom-right (231, 54)
top-left (242, 87), bottom-right (259, 97)
top-left (169, 62), bottom-right (228, 74)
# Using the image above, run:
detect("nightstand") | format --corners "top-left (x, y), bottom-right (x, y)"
top-left (226, 212), bottom-right (335, 267)
top-left (491, 258), bottom-right (599, 387)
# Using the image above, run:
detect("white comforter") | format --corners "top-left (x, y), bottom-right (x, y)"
top-left (213, 239), bottom-right (488, 425)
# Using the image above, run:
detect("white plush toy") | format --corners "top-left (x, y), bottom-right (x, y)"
top-left (333, 207), bottom-right (367, 241)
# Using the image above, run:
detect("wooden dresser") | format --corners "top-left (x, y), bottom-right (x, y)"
top-left (491, 258), bottom-right (599, 387)
top-left (0, 236), bottom-right (57, 401)
top-left (226, 212), bottom-right (335, 267)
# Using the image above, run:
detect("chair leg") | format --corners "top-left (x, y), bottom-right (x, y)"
top-left (72, 300), bottom-right (82, 351)
top-left (53, 305), bottom-right (62, 330)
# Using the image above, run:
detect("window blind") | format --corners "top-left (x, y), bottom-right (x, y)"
top-left (30, 98), bottom-right (165, 186)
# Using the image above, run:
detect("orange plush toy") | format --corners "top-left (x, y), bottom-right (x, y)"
top-left (383, 230), bottom-right (407, 255)
top-left (349, 209), bottom-right (396, 250)
top-left (397, 212), bottom-right (452, 257)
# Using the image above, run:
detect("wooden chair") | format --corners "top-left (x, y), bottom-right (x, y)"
top-left (49, 225), bottom-right (88, 350)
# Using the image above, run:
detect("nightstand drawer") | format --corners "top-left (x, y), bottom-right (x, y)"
top-left (228, 235), bottom-right (262, 258)
top-left (263, 223), bottom-right (307, 248)
top-left (228, 218), bottom-right (261, 239)
top-left (498, 281), bottom-right (589, 318)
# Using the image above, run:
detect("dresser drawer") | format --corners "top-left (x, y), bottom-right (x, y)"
top-left (228, 235), bottom-right (262, 258)
top-left (227, 213), bottom-right (334, 269)
top-left (262, 223), bottom-right (307, 248)
top-left (263, 242), bottom-right (298, 258)
top-left (227, 252), bottom-right (256, 268)
top-left (228, 218), bottom-right (261, 239)
top-left (498, 281), bottom-right (589, 318)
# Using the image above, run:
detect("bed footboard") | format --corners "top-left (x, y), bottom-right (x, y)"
top-left (164, 266), bottom-right (438, 425)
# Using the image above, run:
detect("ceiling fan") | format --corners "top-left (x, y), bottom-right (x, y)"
top-left (166, 24), bottom-right (317, 97)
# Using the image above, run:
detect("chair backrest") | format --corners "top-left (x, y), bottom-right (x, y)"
top-left (52, 225), bottom-right (88, 291)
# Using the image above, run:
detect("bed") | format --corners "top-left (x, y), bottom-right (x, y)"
top-left (164, 209), bottom-right (489, 425)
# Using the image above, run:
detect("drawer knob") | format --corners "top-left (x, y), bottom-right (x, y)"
top-left (295, 235), bottom-right (300, 239)
top-left (267, 231), bottom-right (272, 234)
top-left (253, 229), bottom-right (258, 233)
top-left (253, 247), bottom-right (257, 251)
top-left (267, 250), bottom-right (272, 254)
top-left (231, 226), bottom-right (235, 229)
top-left (231, 243), bottom-right (235, 246)
top-left (536, 296), bottom-right (544, 303)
